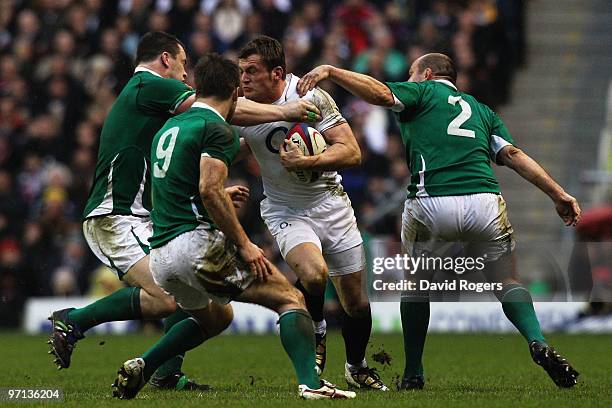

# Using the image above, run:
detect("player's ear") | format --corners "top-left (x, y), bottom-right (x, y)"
top-left (160, 51), bottom-right (171, 68)
top-left (424, 68), bottom-right (434, 80)
top-left (271, 66), bottom-right (284, 81)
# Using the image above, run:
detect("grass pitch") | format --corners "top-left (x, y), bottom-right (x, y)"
top-left (1, 332), bottom-right (610, 407)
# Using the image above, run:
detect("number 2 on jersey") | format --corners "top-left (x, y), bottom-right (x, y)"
top-left (153, 126), bottom-right (179, 178)
top-left (447, 95), bottom-right (475, 138)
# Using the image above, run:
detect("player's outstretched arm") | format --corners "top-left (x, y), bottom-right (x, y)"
top-left (199, 156), bottom-right (271, 280)
top-left (497, 145), bottom-right (581, 226)
top-left (297, 65), bottom-right (395, 108)
top-left (230, 98), bottom-right (321, 126)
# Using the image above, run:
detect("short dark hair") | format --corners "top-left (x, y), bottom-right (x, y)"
top-left (417, 53), bottom-right (457, 83)
top-left (135, 31), bottom-right (184, 65)
top-left (238, 35), bottom-right (286, 79)
top-left (194, 53), bottom-right (240, 100)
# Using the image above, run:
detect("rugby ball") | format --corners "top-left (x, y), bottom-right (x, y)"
top-left (285, 123), bottom-right (327, 183)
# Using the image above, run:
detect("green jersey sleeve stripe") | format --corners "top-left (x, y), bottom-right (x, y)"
top-left (169, 90), bottom-right (195, 114)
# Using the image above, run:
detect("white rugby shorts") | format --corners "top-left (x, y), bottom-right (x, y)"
top-left (150, 226), bottom-right (255, 310)
top-left (260, 193), bottom-right (365, 276)
top-left (401, 193), bottom-right (515, 261)
top-left (83, 215), bottom-right (151, 279)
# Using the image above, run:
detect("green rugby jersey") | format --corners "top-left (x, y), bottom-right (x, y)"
top-left (83, 67), bottom-right (194, 219)
top-left (386, 79), bottom-right (515, 198)
top-left (149, 102), bottom-right (240, 249)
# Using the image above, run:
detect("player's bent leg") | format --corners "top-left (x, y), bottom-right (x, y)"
top-left (125, 256), bottom-right (214, 391)
top-left (112, 301), bottom-right (232, 399)
top-left (485, 253), bottom-right (579, 388)
top-left (49, 218), bottom-right (166, 369)
top-left (149, 310), bottom-right (194, 387)
top-left (235, 267), bottom-right (355, 400)
top-left (149, 308), bottom-right (222, 392)
top-left (286, 243), bottom-right (328, 374)
top-left (48, 260), bottom-right (148, 369)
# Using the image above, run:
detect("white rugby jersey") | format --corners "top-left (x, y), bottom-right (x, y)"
top-left (236, 74), bottom-right (347, 208)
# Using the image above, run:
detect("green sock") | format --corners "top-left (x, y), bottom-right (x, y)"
top-left (68, 287), bottom-right (141, 332)
top-left (500, 284), bottom-right (546, 343)
top-left (151, 310), bottom-right (191, 379)
top-left (400, 298), bottom-right (430, 379)
top-left (142, 317), bottom-right (207, 380)
top-left (278, 309), bottom-right (320, 389)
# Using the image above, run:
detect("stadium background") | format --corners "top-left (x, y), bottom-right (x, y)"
top-left (0, 0), bottom-right (610, 333)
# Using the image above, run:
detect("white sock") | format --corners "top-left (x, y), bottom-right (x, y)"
top-left (346, 359), bottom-right (367, 373)
top-left (313, 319), bottom-right (327, 335)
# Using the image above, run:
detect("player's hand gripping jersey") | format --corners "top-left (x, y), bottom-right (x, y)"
top-left (83, 67), bottom-right (194, 219)
top-left (237, 74), bottom-right (346, 207)
top-left (387, 79), bottom-right (515, 198)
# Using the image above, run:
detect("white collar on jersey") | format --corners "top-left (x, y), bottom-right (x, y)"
top-left (273, 73), bottom-right (295, 105)
top-left (433, 79), bottom-right (458, 91)
top-left (134, 66), bottom-right (163, 78)
top-left (192, 101), bottom-right (225, 120)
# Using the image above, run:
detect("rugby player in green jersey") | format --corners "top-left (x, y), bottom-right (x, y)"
top-left (47, 31), bottom-right (321, 391)
top-left (111, 53), bottom-right (355, 400)
top-left (297, 53), bottom-right (581, 390)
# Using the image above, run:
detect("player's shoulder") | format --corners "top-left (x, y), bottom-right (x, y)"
top-left (135, 69), bottom-right (191, 93)
top-left (283, 73), bottom-right (337, 106)
top-left (204, 114), bottom-right (235, 137)
top-left (461, 91), bottom-right (496, 117)
top-left (135, 69), bottom-right (180, 84)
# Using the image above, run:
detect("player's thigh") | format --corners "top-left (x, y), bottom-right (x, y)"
top-left (82, 215), bottom-right (152, 280)
top-left (235, 265), bottom-right (305, 314)
top-left (123, 255), bottom-right (174, 304)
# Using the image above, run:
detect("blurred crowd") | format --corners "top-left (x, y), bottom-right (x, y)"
top-left (0, 0), bottom-right (526, 325)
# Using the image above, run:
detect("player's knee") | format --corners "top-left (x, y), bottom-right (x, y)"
top-left (160, 295), bottom-right (178, 315)
top-left (283, 286), bottom-right (306, 311)
top-left (301, 263), bottom-right (328, 295)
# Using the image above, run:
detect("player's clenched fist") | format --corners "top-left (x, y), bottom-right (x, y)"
top-left (279, 139), bottom-right (307, 172)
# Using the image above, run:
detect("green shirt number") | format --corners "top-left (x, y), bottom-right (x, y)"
top-left (153, 126), bottom-right (179, 179)
top-left (447, 96), bottom-right (475, 138)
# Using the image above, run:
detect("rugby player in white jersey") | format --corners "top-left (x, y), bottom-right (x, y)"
top-left (236, 36), bottom-right (388, 391)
